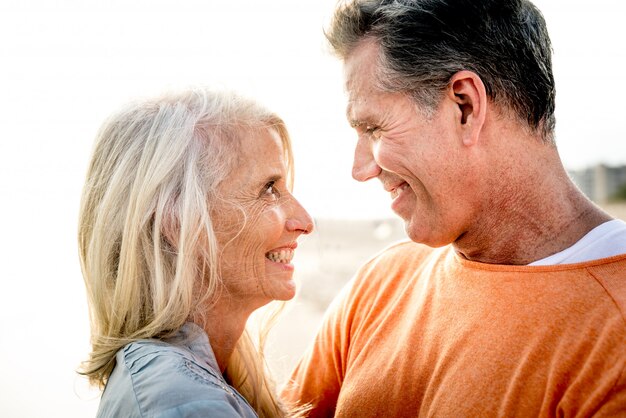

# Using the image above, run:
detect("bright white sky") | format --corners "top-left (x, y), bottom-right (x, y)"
top-left (0, 0), bottom-right (624, 416)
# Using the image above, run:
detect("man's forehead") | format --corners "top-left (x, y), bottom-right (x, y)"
top-left (343, 39), bottom-right (383, 124)
top-left (344, 76), bottom-right (381, 127)
top-left (343, 73), bottom-right (361, 125)
top-left (343, 40), bottom-right (379, 86)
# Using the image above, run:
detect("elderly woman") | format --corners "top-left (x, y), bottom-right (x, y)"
top-left (78, 88), bottom-right (313, 417)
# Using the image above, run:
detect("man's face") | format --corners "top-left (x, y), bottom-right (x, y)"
top-left (344, 39), bottom-right (479, 246)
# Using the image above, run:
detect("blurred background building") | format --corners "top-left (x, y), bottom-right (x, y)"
top-left (569, 163), bottom-right (626, 204)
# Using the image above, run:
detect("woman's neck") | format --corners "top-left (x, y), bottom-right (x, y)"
top-left (195, 298), bottom-right (253, 372)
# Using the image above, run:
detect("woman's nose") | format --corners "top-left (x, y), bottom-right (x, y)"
top-left (352, 136), bottom-right (381, 182)
top-left (286, 198), bottom-right (314, 235)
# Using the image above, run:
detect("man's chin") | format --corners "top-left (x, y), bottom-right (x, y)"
top-left (402, 217), bottom-right (422, 244)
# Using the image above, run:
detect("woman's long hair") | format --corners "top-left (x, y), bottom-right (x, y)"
top-left (78, 87), bottom-right (295, 417)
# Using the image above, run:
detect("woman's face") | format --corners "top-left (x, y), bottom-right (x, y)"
top-left (212, 128), bottom-right (313, 310)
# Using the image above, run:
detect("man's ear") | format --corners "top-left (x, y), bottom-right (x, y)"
top-left (447, 70), bottom-right (487, 146)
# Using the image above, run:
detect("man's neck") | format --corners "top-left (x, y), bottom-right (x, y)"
top-left (455, 144), bottom-right (611, 265)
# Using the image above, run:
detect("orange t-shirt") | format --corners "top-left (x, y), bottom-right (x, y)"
top-left (284, 242), bottom-right (626, 417)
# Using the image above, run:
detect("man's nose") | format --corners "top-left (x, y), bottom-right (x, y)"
top-left (352, 137), bottom-right (381, 182)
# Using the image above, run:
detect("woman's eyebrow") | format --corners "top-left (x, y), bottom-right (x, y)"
top-left (255, 174), bottom-right (282, 188)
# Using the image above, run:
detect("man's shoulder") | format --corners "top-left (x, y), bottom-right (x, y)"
top-left (346, 240), bottom-right (446, 296)
top-left (585, 255), bottom-right (626, 322)
top-left (367, 239), bottom-right (440, 267)
top-left (357, 240), bottom-right (447, 280)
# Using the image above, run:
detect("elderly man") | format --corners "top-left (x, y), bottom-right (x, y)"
top-left (284, 0), bottom-right (626, 416)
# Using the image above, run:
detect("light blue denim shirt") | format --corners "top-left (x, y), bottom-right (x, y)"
top-left (97, 322), bottom-right (258, 417)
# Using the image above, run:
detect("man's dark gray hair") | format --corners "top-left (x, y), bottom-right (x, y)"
top-left (326, 0), bottom-right (556, 143)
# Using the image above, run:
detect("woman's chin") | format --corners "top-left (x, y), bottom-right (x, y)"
top-left (272, 280), bottom-right (297, 301)
top-left (263, 259), bottom-right (298, 300)
top-left (262, 276), bottom-right (297, 302)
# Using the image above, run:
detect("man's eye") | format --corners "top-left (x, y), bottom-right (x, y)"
top-left (365, 125), bottom-right (382, 139)
top-left (262, 181), bottom-right (280, 200)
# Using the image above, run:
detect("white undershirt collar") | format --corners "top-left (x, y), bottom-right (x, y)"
top-left (529, 219), bottom-right (626, 266)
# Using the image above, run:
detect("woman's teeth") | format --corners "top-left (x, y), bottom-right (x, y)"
top-left (265, 248), bottom-right (294, 264)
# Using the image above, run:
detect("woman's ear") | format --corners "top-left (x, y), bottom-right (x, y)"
top-left (447, 70), bottom-right (487, 146)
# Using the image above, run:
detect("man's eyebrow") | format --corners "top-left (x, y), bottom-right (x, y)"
top-left (346, 103), bottom-right (364, 128)
top-left (345, 103), bottom-right (354, 123)
top-left (348, 119), bottom-right (362, 128)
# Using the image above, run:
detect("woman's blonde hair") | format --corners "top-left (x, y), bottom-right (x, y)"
top-left (78, 87), bottom-right (295, 417)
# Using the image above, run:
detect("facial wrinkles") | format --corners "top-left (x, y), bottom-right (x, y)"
top-left (256, 203), bottom-right (293, 299)
top-left (378, 105), bottom-right (416, 143)
top-left (346, 56), bottom-right (380, 128)
top-left (346, 42), bottom-right (421, 185)
top-left (218, 201), bottom-right (271, 298)
top-left (349, 74), bottom-right (414, 137)
top-left (214, 168), bottom-right (272, 240)
top-left (374, 108), bottom-right (421, 178)
top-left (346, 42), bottom-right (421, 144)
top-left (213, 204), bottom-right (252, 291)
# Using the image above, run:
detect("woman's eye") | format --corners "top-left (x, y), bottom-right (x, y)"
top-left (262, 181), bottom-right (280, 200)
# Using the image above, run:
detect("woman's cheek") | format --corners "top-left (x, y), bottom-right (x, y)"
top-left (262, 204), bottom-right (287, 232)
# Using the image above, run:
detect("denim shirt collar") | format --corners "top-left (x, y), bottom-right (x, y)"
top-left (164, 322), bottom-right (220, 373)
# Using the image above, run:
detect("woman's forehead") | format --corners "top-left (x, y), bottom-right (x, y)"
top-left (220, 129), bottom-right (287, 190)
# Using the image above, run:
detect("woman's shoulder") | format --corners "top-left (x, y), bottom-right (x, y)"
top-left (97, 339), bottom-right (257, 417)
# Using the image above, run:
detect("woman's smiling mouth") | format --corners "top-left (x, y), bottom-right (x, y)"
top-left (265, 247), bottom-right (295, 264)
